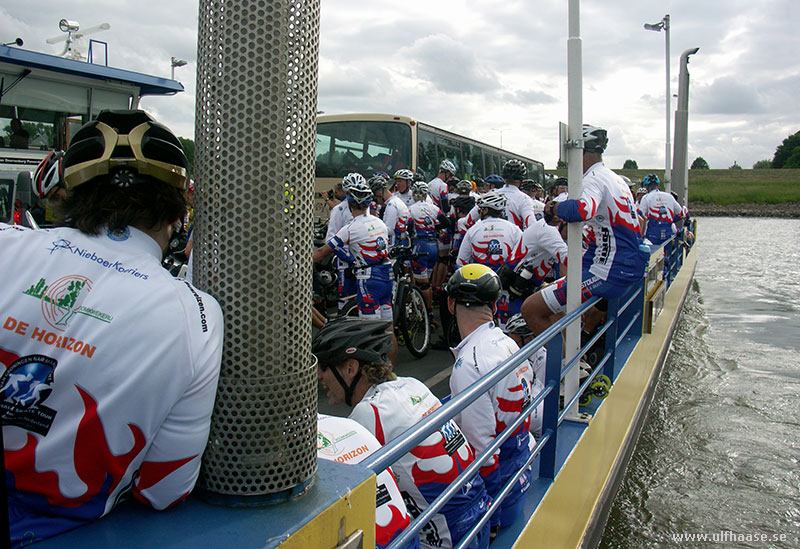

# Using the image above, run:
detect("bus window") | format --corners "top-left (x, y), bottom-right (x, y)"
top-left (417, 128), bottom-right (437, 179)
top-left (462, 142), bottom-right (483, 179)
top-left (0, 179), bottom-right (12, 222)
top-left (435, 134), bottom-right (462, 178)
top-left (315, 121), bottom-right (411, 179)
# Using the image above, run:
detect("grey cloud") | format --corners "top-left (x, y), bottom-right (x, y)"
top-left (502, 89), bottom-right (558, 106)
top-left (694, 76), bottom-right (765, 115)
top-left (400, 34), bottom-right (497, 93)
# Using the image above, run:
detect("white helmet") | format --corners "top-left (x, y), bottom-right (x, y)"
top-left (439, 159), bottom-right (456, 176)
top-left (393, 168), bottom-right (414, 181)
top-left (477, 191), bottom-right (507, 211)
top-left (347, 179), bottom-right (373, 207)
top-left (411, 181), bottom-right (429, 200)
top-left (342, 172), bottom-right (366, 193)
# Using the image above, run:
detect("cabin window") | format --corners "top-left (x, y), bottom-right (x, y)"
top-left (315, 121), bottom-right (411, 179)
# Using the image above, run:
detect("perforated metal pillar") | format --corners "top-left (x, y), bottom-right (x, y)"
top-left (193, 0), bottom-right (320, 500)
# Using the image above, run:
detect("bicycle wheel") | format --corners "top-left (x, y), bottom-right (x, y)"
top-left (339, 297), bottom-right (359, 318)
top-left (399, 285), bottom-right (430, 358)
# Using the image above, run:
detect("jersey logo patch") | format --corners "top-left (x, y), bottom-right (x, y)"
top-left (23, 275), bottom-right (113, 331)
top-left (0, 354), bottom-right (58, 435)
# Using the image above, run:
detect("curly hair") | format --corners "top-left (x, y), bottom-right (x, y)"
top-left (56, 176), bottom-right (187, 235)
top-left (360, 361), bottom-right (394, 385)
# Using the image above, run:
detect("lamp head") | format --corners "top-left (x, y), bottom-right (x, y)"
top-left (59, 19), bottom-right (80, 33)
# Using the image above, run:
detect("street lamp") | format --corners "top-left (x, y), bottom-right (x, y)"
top-left (644, 14), bottom-right (671, 192)
top-left (490, 127), bottom-right (507, 149)
top-left (170, 56), bottom-right (188, 79)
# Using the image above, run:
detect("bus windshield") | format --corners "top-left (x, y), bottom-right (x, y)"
top-left (315, 120), bottom-right (411, 179)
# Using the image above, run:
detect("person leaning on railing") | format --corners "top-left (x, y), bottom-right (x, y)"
top-left (445, 264), bottom-right (535, 539)
top-left (312, 317), bottom-right (491, 549)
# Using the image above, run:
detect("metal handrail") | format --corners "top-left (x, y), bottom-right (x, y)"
top-left (366, 257), bottom-right (657, 549)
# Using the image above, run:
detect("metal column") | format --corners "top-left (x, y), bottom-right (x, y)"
top-left (193, 0), bottom-right (321, 501)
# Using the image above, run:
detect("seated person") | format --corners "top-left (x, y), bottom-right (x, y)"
top-left (313, 317), bottom-right (491, 549)
top-left (445, 265), bottom-right (535, 535)
top-left (2, 109), bottom-right (224, 545)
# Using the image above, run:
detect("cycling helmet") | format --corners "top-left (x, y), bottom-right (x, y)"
top-left (484, 174), bottom-right (505, 188)
top-left (63, 109), bottom-right (188, 190)
top-left (342, 172), bottom-right (366, 193)
top-left (32, 150), bottom-right (65, 199)
top-left (502, 159), bottom-right (527, 182)
top-left (455, 179), bottom-right (472, 195)
top-left (452, 195), bottom-right (475, 214)
top-left (413, 171), bottom-right (426, 182)
top-left (554, 177), bottom-right (568, 192)
top-left (312, 317), bottom-right (392, 368)
top-left (446, 264), bottom-right (501, 305)
top-left (643, 173), bottom-right (660, 189)
top-left (582, 124), bottom-right (608, 153)
top-left (504, 313), bottom-right (534, 337)
top-left (477, 190), bottom-right (507, 211)
top-left (520, 179), bottom-right (536, 192)
top-left (368, 172), bottom-right (390, 193)
top-left (347, 179), bottom-right (373, 207)
top-left (439, 159), bottom-right (457, 176)
top-left (411, 181), bottom-right (429, 200)
top-left (534, 182), bottom-right (544, 192)
top-left (392, 168), bottom-right (414, 181)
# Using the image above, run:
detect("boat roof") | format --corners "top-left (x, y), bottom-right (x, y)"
top-left (0, 45), bottom-right (183, 96)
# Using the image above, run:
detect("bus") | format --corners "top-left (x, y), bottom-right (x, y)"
top-left (315, 113), bottom-right (545, 216)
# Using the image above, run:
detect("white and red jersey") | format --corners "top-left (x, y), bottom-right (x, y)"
top-left (427, 176), bottom-right (449, 209)
top-left (638, 189), bottom-right (684, 245)
top-left (554, 162), bottom-right (646, 285)
top-left (497, 184), bottom-right (535, 230)
top-left (408, 201), bottom-right (442, 241)
top-left (349, 377), bottom-right (487, 549)
top-left (452, 216), bottom-right (470, 254)
top-left (328, 213), bottom-right (391, 280)
top-left (456, 216), bottom-right (521, 272)
top-left (326, 199), bottom-right (353, 242)
top-left (449, 323), bottom-right (534, 491)
top-left (530, 197), bottom-right (545, 221)
top-left (383, 194), bottom-right (410, 248)
top-left (509, 218), bottom-right (568, 285)
top-left (396, 189), bottom-right (415, 209)
top-left (317, 414), bottom-right (413, 549)
top-left (1, 224), bottom-right (223, 545)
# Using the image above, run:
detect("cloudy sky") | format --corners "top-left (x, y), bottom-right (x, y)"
top-left (2, 0), bottom-right (798, 171)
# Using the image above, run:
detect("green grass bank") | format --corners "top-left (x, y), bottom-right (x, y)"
top-left (551, 169), bottom-right (800, 216)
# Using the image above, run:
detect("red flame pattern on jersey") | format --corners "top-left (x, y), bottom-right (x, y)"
top-left (6, 386), bottom-right (146, 507)
top-left (376, 503), bottom-right (412, 547)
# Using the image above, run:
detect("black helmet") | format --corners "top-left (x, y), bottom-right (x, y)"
top-left (502, 159), bottom-right (527, 182)
top-left (553, 177), bottom-right (568, 193)
top-left (312, 317), bottom-right (392, 368)
top-left (368, 172), bottom-right (390, 193)
top-left (446, 264), bottom-right (501, 305)
top-left (452, 195), bottom-right (475, 214)
top-left (63, 109), bottom-right (189, 190)
top-left (520, 179), bottom-right (536, 192)
top-left (582, 124), bottom-right (608, 153)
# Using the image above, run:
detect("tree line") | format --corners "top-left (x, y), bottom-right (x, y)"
top-left (617, 130), bottom-right (800, 171)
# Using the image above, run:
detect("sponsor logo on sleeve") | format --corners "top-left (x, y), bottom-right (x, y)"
top-left (1, 354), bottom-right (58, 435)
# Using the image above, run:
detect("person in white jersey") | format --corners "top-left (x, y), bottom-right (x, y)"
top-left (637, 173), bottom-right (684, 246)
top-left (445, 265), bottom-right (535, 538)
top-left (520, 179), bottom-right (545, 221)
top-left (496, 159), bottom-right (535, 230)
top-left (456, 191), bottom-right (522, 328)
top-left (369, 172), bottom-right (410, 250)
top-left (1, 109), bottom-right (224, 546)
top-left (317, 413), bottom-right (419, 549)
top-left (324, 173), bottom-right (358, 312)
top-left (392, 169), bottom-right (416, 209)
top-left (313, 318), bottom-right (491, 549)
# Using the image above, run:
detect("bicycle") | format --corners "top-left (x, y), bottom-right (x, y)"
top-left (340, 246), bottom-right (431, 358)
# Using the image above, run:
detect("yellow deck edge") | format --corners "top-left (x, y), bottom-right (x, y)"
top-left (515, 246), bottom-right (697, 548)
top-left (279, 474), bottom-right (377, 549)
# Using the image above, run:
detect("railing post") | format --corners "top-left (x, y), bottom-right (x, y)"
top-left (540, 333), bottom-right (563, 479)
top-left (602, 297), bottom-right (619, 381)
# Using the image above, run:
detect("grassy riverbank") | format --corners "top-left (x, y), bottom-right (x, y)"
top-left (552, 168), bottom-right (800, 213)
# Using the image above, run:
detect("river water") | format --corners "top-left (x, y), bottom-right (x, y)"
top-left (600, 217), bottom-right (800, 548)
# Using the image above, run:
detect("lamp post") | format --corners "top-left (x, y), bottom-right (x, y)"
top-left (170, 56), bottom-right (188, 79)
top-left (644, 14), bottom-right (671, 192)
top-left (491, 127), bottom-right (507, 149)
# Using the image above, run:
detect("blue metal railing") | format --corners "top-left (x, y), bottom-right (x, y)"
top-left (363, 237), bottom-right (689, 549)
